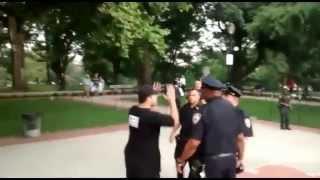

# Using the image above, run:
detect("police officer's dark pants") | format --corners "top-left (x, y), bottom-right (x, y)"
top-left (204, 155), bottom-right (236, 178)
top-left (176, 159), bottom-right (202, 178)
top-left (188, 158), bottom-right (203, 178)
top-left (175, 138), bottom-right (202, 178)
top-left (279, 107), bottom-right (290, 129)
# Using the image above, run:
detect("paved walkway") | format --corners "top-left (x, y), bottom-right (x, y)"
top-left (0, 95), bottom-right (319, 178)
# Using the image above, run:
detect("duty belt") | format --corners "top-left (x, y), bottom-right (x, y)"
top-left (208, 153), bottom-right (234, 160)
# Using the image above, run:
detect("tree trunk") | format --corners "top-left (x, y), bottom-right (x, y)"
top-left (130, 42), bottom-right (154, 87)
top-left (8, 15), bottom-right (26, 91)
top-left (137, 49), bottom-right (153, 87)
top-left (137, 59), bottom-right (153, 87)
top-left (229, 52), bottom-right (245, 86)
top-left (112, 58), bottom-right (120, 84)
top-left (57, 72), bottom-right (66, 91)
top-left (46, 61), bottom-right (52, 84)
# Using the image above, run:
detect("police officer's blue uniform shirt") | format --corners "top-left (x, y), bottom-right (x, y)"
top-left (236, 108), bottom-right (254, 137)
top-left (191, 97), bottom-right (245, 157)
top-left (224, 84), bottom-right (253, 137)
top-left (175, 103), bottom-right (202, 159)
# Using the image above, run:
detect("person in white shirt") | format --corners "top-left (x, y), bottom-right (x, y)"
top-left (82, 74), bottom-right (92, 97)
top-left (180, 75), bottom-right (186, 92)
top-left (98, 76), bottom-right (105, 95)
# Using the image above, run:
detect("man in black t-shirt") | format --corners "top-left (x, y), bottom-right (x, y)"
top-left (124, 83), bottom-right (179, 178)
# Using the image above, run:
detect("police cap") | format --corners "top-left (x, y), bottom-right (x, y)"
top-left (224, 84), bottom-right (242, 97)
top-left (201, 75), bottom-right (226, 90)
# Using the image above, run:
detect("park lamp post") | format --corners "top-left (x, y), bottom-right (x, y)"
top-left (225, 21), bottom-right (236, 82)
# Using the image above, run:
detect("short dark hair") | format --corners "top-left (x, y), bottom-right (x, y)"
top-left (188, 88), bottom-right (201, 95)
top-left (138, 85), bottom-right (157, 103)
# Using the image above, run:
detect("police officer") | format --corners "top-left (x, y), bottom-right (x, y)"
top-left (223, 84), bottom-right (253, 174)
top-left (172, 88), bottom-right (203, 178)
top-left (176, 75), bottom-right (246, 178)
top-left (124, 83), bottom-right (179, 178)
top-left (223, 84), bottom-right (254, 137)
top-left (278, 87), bottom-right (292, 130)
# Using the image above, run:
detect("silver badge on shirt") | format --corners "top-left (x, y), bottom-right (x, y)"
top-left (245, 118), bottom-right (251, 128)
top-left (192, 113), bottom-right (202, 125)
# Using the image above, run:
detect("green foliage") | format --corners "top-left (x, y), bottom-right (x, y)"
top-left (0, 67), bottom-right (11, 87)
top-left (65, 63), bottom-right (86, 90)
top-left (0, 98), bottom-right (128, 137)
top-left (97, 2), bottom-right (170, 58)
top-left (24, 55), bottom-right (47, 83)
top-left (2, 2), bottom-right (320, 91)
top-left (203, 2), bottom-right (272, 85)
top-left (246, 51), bottom-right (288, 90)
top-left (248, 3), bottom-right (320, 84)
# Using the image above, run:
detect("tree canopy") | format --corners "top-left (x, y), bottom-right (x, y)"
top-left (1, 2), bottom-right (320, 91)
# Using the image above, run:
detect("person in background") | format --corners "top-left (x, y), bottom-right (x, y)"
top-left (173, 79), bottom-right (182, 110)
top-left (278, 86), bottom-right (292, 130)
top-left (91, 73), bottom-right (100, 96)
top-left (194, 80), bottom-right (202, 91)
top-left (97, 76), bottom-right (105, 95)
top-left (180, 75), bottom-right (186, 92)
top-left (82, 74), bottom-right (92, 97)
top-left (194, 80), bottom-right (207, 105)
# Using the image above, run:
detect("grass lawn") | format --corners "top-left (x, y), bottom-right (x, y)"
top-left (158, 96), bottom-right (320, 129)
top-left (239, 99), bottom-right (320, 129)
top-left (0, 98), bottom-right (128, 137)
top-left (0, 84), bottom-right (58, 93)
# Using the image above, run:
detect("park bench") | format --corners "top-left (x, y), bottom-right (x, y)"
top-left (108, 84), bottom-right (137, 94)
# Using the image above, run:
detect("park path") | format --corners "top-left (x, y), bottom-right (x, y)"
top-left (0, 95), bottom-right (319, 178)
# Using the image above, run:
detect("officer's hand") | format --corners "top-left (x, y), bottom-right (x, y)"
top-left (236, 160), bottom-right (244, 174)
top-left (166, 84), bottom-right (176, 102)
top-left (176, 160), bottom-right (186, 174)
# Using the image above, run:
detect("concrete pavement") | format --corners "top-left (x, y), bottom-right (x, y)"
top-left (0, 95), bottom-right (320, 178)
top-left (0, 122), bottom-right (320, 178)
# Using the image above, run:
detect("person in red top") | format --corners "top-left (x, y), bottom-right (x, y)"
top-left (286, 78), bottom-right (295, 93)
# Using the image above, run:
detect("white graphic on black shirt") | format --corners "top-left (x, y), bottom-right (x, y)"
top-left (128, 114), bottom-right (140, 128)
